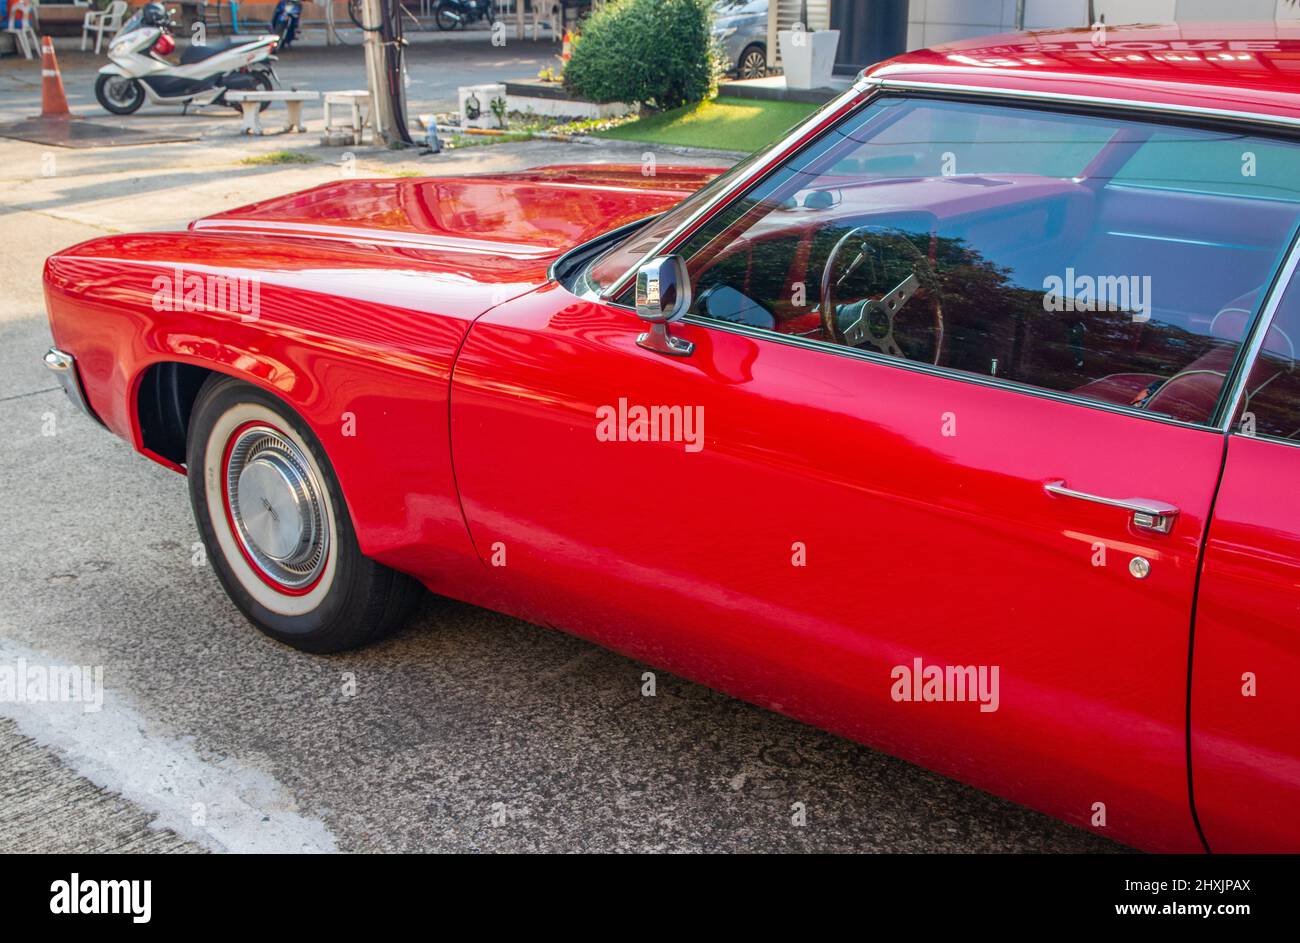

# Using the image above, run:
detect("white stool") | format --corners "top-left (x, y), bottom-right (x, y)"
top-left (323, 90), bottom-right (371, 146)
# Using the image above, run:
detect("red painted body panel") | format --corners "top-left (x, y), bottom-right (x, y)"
top-left (42, 169), bottom-right (714, 602)
top-left (450, 285), bottom-right (1217, 852)
top-left (1192, 435), bottom-right (1300, 853)
top-left (39, 25), bottom-right (1300, 850)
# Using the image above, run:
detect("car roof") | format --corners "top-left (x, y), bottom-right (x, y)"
top-left (863, 22), bottom-right (1300, 127)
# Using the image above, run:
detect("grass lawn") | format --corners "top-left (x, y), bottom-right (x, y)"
top-left (239, 150), bottom-right (318, 166)
top-left (597, 96), bottom-right (820, 153)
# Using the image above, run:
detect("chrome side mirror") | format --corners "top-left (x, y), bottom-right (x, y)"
top-left (635, 255), bottom-right (695, 357)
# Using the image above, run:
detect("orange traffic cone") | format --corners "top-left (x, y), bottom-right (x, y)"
top-left (561, 30), bottom-right (573, 62)
top-left (40, 37), bottom-right (72, 118)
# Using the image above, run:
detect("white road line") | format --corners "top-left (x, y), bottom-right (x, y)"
top-left (0, 639), bottom-right (338, 853)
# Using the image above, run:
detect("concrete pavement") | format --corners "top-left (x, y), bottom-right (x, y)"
top-left (0, 39), bottom-right (1123, 853)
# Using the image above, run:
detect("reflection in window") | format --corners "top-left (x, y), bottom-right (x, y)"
top-left (1235, 278), bottom-right (1300, 442)
top-left (677, 96), bottom-right (1300, 426)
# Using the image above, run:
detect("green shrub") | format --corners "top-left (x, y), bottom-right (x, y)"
top-left (564, 0), bottom-right (721, 111)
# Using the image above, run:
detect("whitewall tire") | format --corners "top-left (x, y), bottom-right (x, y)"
top-left (186, 375), bottom-right (423, 652)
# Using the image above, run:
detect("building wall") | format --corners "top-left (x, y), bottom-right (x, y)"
top-left (117, 0), bottom-right (357, 30)
top-left (767, 0), bottom-right (833, 67)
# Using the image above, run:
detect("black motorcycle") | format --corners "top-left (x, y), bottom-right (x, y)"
top-left (434, 0), bottom-right (495, 31)
top-left (270, 0), bottom-right (302, 49)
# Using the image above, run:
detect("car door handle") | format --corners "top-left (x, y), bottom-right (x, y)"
top-left (1044, 480), bottom-right (1179, 534)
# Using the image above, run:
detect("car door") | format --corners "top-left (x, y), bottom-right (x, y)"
top-left (452, 282), bottom-right (1218, 852)
top-left (1191, 262), bottom-right (1300, 853)
top-left (449, 95), bottom-right (1300, 851)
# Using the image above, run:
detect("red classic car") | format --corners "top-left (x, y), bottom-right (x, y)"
top-left (42, 23), bottom-right (1300, 854)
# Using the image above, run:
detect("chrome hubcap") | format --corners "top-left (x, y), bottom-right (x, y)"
top-left (226, 425), bottom-right (328, 589)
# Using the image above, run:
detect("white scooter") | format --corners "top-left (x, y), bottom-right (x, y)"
top-left (95, 2), bottom-right (279, 115)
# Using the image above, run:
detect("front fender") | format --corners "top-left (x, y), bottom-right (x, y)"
top-left (42, 231), bottom-right (489, 598)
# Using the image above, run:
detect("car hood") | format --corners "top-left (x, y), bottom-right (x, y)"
top-left (45, 165), bottom-right (723, 331)
top-left (189, 164), bottom-right (723, 287)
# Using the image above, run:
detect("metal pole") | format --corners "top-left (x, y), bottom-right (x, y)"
top-left (361, 0), bottom-right (414, 146)
top-left (1015, 0), bottom-right (1026, 31)
top-left (324, 0), bottom-right (339, 45)
top-left (362, 0), bottom-right (391, 142)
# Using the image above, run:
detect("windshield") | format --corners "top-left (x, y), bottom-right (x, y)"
top-left (584, 91), bottom-right (856, 297)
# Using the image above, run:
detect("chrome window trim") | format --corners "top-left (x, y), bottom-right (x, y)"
top-left (675, 313), bottom-right (1225, 435)
top-left (548, 213), bottom-right (661, 287)
top-left (1218, 230), bottom-right (1300, 433)
top-left (861, 75), bottom-right (1300, 131)
top-left (1232, 429), bottom-right (1300, 451)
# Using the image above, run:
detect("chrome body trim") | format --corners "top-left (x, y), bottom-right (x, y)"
top-left (1044, 479), bottom-right (1179, 534)
top-left (43, 347), bottom-right (104, 426)
top-left (676, 312), bottom-right (1224, 433)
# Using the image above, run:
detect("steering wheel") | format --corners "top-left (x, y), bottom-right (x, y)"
top-left (819, 225), bottom-right (944, 365)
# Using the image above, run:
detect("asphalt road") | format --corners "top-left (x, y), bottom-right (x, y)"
top-left (0, 38), bottom-right (1123, 853)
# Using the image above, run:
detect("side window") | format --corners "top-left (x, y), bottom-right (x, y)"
top-left (1236, 276), bottom-right (1300, 442)
top-left (677, 97), bottom-right (1300, 426)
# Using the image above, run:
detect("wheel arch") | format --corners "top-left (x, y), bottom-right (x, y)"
top-left (134, 360), bottom-right (213, 470)
top-left (130, 356), bottom-right (329, 472)
top-left (127, 354), bottom-right (415, 581)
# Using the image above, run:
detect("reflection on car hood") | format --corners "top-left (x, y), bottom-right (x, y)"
top-left (189, 164), bottom-right (724, 285)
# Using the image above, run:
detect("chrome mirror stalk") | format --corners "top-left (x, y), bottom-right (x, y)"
top-left (635, 256), bottom-right (695, 357)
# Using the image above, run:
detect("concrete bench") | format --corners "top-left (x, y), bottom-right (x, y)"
top-left (225, 90), bottom-right (320, 135)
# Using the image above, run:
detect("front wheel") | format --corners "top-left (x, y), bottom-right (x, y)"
top-left (738, 44), bottom-right (768, 80)
top-left (434, 2), bottom-right (461, 30)
top-left (186, 375), bottom-right (424, 653)
top-left (95, 74), bottom-right (145, 115)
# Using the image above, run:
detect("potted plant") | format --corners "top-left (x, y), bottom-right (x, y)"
top-left (777, 1), bottom-right (840, 90)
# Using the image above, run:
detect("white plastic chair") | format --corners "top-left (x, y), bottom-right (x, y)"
top-left (82, 0), bottom-right (128, 55)
top-left (5, 1), bottom-right (38, 59)
top-left (527, 0), bottom-right (562, 40)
